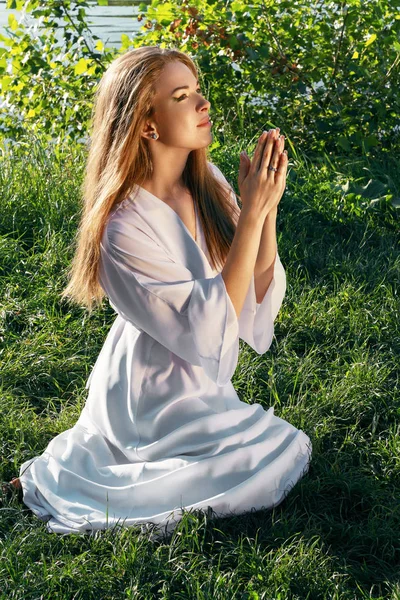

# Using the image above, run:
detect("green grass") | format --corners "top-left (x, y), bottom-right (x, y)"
top-left (0, 135), bottom-right (399, 600)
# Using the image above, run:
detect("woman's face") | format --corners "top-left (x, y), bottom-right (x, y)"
top-left (145, 60), bottom-right (212, 150)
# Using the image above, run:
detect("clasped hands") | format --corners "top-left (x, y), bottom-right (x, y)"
top-left (238, 128), bottom-right (288, 219)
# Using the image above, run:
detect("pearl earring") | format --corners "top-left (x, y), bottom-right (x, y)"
top-left (150, 133), bottom-right (158, 139)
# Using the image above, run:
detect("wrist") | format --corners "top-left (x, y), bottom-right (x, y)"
top-left (265, 207), bottom-right (278, 220)
top-left (239, 206), bottom-right (267, 229)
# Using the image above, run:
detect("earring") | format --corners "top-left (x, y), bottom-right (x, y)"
top-left (150, 133), bottom-right (158, 139)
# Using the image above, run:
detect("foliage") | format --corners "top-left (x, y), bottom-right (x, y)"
top-left (0, 0), bottom-right (119, 147)
top-left (131, 0), bottom-right (400, 160)
top-left (0, 0), bottom-right (399, 212)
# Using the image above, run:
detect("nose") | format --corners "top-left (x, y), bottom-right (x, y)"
top-left (199, 96), bottom-right (211, 112)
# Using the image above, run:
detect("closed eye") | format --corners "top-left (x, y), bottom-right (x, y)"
top-left (176, 88), bottom-right (203, 101)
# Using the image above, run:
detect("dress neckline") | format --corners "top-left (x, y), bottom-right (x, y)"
top-left (134, 184), bottom-right (199, 247)
top-left (129, 184), bottom-right (220, 275)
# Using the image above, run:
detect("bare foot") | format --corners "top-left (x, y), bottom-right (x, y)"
top-left (1, 477), bottom-right (23, 503)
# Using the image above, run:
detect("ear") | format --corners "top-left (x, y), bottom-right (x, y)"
top-left (238, 151), bottom-right (251, 188)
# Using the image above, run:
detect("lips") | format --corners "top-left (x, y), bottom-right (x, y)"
top-left (198, 117), bottom-right (211, 126)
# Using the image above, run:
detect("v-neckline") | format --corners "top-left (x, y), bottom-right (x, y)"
top-left (135, 184), bottom-right (199, 246)
top-left (129, 184), bottom-right (220, 276)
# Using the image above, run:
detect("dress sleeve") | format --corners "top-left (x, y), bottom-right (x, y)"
top-left (99, 216), bottom-right (239, 387)
top-left (208, 161), bottom-right (287, 354)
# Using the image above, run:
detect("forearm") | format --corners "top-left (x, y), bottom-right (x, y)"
top-left (221, 210), bottom-right (265, 319)
top-left (254, 207), bottom-right (278, 304)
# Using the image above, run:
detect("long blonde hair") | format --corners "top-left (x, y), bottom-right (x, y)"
top-left (61, 46), bottom-right (240, 313)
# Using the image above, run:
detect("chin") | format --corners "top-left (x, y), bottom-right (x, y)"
top-left (199, 133), bottom-right (213, 148)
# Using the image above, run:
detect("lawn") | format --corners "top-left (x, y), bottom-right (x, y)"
top-left (0, 136), bottom-right (399, 599)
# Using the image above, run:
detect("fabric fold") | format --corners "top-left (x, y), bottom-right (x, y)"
top-left (237, 252), bottom-right (286, 353)
top-left (187, 272), bottom-right (239, 386)
top-left (100, 218), bottom-right (240, 385)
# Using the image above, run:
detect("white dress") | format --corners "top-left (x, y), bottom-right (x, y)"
top-left (19, 162), bottom-right (312, 537)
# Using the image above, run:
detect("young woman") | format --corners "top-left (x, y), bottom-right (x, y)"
top-left (5, 46), bottom-right (312, 537)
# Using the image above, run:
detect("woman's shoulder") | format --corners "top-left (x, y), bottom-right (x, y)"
top-left (103, 190), bottom-right (155, 251)
top-left (106, 187), bottom-right (148, 228)
top-left (207, 160), bottom-right (234, 192)
top-left (207, 160), bottom-right (238, 209)
top-left (207, 160), bottom-right (225, 180)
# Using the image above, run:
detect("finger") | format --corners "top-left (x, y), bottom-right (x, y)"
top-left (238, 151), bottom-right (251, 187)
top-left (250, 131), bottom-right (268, 172)
top-left (257, 130), bottom-right (277, 172)
top-left (271, 136), bottom-right (284, 168)
top-left (274, 135), bottom-right (285, 161)
top-left (264, 133), bottom-right (283, 177)
top-left (276, 150), bottom-right (288, 184)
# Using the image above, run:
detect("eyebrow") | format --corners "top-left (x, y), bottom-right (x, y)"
top-left (170, 80), bottom-right (199, 95)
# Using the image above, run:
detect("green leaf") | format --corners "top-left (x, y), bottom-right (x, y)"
top-left (359, 178), bottom-right (388, 199)
top-left (364, 134), bottom-right (379, 148)
top-left (155, 2), bottom-right (174, 20)
top-left (0, 75), bottom-right (12, 91)
top-left (8, 13), bottom-right (19, 31)
top-left (391, 197), bottom-right (400, 208)
top-left (74, 58), bottom-right (88, 75)
top-left (337, 136), bottom-right (351, 152)
top-left (365, 33), bottom-right (377, 47)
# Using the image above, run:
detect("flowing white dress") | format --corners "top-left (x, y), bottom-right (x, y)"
top-left (19, 162), bottom-right (312, 537)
